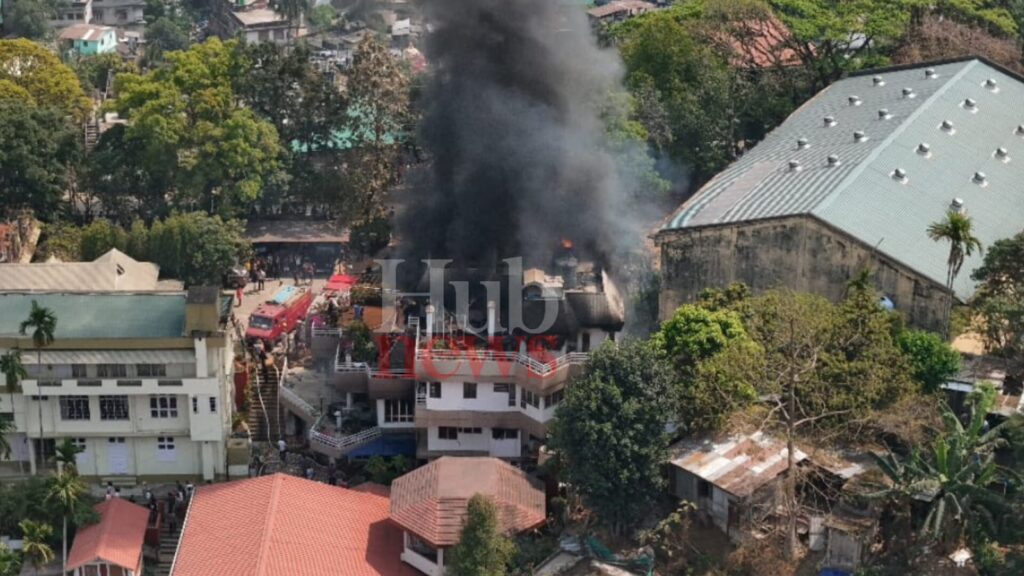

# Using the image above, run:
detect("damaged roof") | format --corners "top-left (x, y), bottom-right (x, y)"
top-left (668, 432), bottom-right (807, 498)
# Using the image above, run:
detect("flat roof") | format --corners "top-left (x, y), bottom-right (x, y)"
top-left (246, 220), bottom-right (349, 244)
top-left (0, 293), bottom-right (188, 340)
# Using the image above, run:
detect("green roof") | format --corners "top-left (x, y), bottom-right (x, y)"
top-left (664, 59), bottom-right (1024, 299)
top-left (0, 293), bottom-right (188, 340)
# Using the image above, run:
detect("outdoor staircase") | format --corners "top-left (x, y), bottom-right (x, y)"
top-left (247, 364), bottom-right (281, 442)
top-left (84, 120), bottom-right (99, 151)
top-left (152, 518), bottom-right (182, 576)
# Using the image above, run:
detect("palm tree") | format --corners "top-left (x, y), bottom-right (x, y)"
top-left (48, 468), bottom-right (87, 575)
top-left (19, 301), bottom-right (57, 473)
top-left (0, 349), bottom-right (28, 474)
top-left (0, 542), bottom-right (21, 576)
top-left (927, 210), bottom-right (983, 338)
top-left (0, 418), bottom-right (13, 465)
top-left (18, 520), bottom-right (54, 575)
top-left (53, 438), bottom-right (83, 474)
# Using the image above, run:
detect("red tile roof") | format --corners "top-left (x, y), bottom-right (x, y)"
top-left (170, 474), bottom-right (415, 576)
top-left (389, 457), bottom-right (546, 547)
top-left (67, 498), bottom-right (149, 573)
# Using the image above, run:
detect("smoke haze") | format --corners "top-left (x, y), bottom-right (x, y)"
top-left (399, 0), bottom-right (652, 269)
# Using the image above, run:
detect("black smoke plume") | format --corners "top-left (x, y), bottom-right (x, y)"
top-left (399, 0), bottom-right (647, 269)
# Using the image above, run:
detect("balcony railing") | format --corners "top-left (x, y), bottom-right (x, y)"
top-left (309, 424), bottom-right (383, 459)
top-left (333, 343), bottom-right (414, 379)
top-left (279, 384), bottom-right (319, 423)
top-left (414, 349), bottom-right (589, 377)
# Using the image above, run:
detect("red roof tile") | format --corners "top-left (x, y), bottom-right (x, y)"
top-left (389, 457), bottom-right (546, 547)
top-left (170, 474), bottom-right (415, 576)
top-left (67, 498), bottom-right (149, 573)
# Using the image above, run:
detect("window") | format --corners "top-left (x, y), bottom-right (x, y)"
top-left (463, 382), bottom-right (477, 399)
top-left (99, 395), bottom-right (129, 420)
top-left (384, 399), bottom-right (414, 423)
top-left (544, 389), bottom-right (564, 409)
top-left (457, 427), bottom-right (482, 434)
top-left (494, 384), bottom-right (510, 393)
top-left (438, 427), bottom-right (458, 440)
top-left (209, 397), bottom-right (217, 413)
top-left (157, 436), bottom-right (176, 462)
top-left (136, 364), bottom-right (166, 378)
top-left (97, 364), bottom-right (127, 378)
top-left (258, 30), bottom-right (270, 41)
top-left (192, 397), bottom-right (198, 414)
top-left (697, 480), bottom-right (711, 498)
top-left (492, 428), bottom-right (519, 440)
top-left (69, 438), bottom-right (87, 452)
top-left (150, 396), bottom-right (178, 418)
top-left (495, 384), bottom-right (516, 406)
top-left (60, 396), bottom-right (90, 420)
top-left (520, 389), bottom-right (540, 409)
top-left (581, 332), bottom-right (591, 352)
top-left (429, 382), bottom-right (441, 398)
top-left (71, 365), bottom-right (87, 378)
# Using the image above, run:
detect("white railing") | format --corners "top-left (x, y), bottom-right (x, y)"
top-left (279, 384), bottom-right (319, 423)
top-left (414, 349), bottom-right (589, 377)
top-left (309, 425), bottom-right (383, 457)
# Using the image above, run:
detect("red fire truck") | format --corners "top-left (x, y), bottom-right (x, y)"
top-left (245, 286), bottom-right (314, 344)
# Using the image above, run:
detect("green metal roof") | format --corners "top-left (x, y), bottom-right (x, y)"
top-left (663, 59), bottom-right (1024, 299)
top-left (0, 293), bottom-right (188, 340)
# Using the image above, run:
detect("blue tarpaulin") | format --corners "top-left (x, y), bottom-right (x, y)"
top-left (346, 434), bottom-right (416, 458)
top-left (819, 569), bottom-right (852, 576)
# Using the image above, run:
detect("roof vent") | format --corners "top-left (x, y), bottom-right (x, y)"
top-left (962, 97), bottom-right (978, 112)
top-left (824, 115), bottom-right (837, 127)
top-left (940, 120), bottom-right (955, 134)
top-left (902, 87), bottom-right (916, 98)
top-left (925, 68), bottom-right (938, 79)
top-left (796, 137), bottom-right (809, 149)
top-left (984, 78), bottom-right (999, 92)
top-left (1016, 124), bottom-right (1024, 136)
top-left (788, 160), bottom-right (802, 172)
top-left (951, 198), bottom-right (965, 213)
top-left (995, 147), bottom-right (1010, 162)
top-left (853, 130), bottom-right (868, 143)
top-left (872, 75), bottom-right (885, 86)
top-left (972, 171), bottom-right (988, 186)
top-left (891, 168), bottom-right (908, 183)
top-left (848, 95), bottom-right (862, 106)
top-left (826, 155), bottom-right (841, 167)
top-left (878, 108), bottom-right (892, 120)
top-left (916, 142), bottom-right (932, 157)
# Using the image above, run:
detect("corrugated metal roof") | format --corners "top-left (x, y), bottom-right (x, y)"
top-left (0, 293), bottom-right (187, 340)
top-left (0, 249), bottom-right (166, 292)
top-left (664, 59), bottom-right (1024, 299)
top-left (668, 432), bottom-right (807, 498)
top-left (23, 349), bottom-right (195, 365)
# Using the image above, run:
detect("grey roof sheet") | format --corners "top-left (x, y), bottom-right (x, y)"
top-left (0, 249), bottom-right (164, 292)
top-left (0, 293), bottom-right (187, 340)
top-left (664, 59), bottom-right (1024, 298)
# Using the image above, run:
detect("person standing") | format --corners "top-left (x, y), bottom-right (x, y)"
top-left (277, 438), bottom-right (287, 464)
top-left (257, 268), bottom-right (266, 291)
top-left (235, 286), bottom-right (243, 307)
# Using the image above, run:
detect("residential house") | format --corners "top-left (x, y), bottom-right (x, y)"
top-left (586, 0), bottom-right (658, 24)
top-left (90, 0), bottom-right (145, 27)
top-left (390, 457), bottom-right (546, 576)
top-left (943, 353), bottom-right (1021, 417)
top-left (657, 58), bottom-right (1024, 332)
top-left (59, 23), bottom-right (118, 56)
top-left (212, 0), bottom-right (299, 44)
top-left (51, 0), bottom-right (93, 28)
top-left (170, 473), bottom-right (415, 576)
top-left (67, 498), bottom-right (150, 576)
top-left (281, 258), bottom-right (624, 463)
top-left (668, 432), bottom-right (808, 541)
top-left (0, 287), bottom-right (236, 480)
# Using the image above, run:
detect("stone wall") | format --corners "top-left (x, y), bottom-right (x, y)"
top-left (657, 216), bottom-right (948, 332)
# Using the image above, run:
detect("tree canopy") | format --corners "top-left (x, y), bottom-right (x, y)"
top-left (550, 340), bottom-right (675, 531)
top-left (972, 230), bottom-right (1024, 373)
top-left (112, 38), bottom-right (283, 217)
top-left (0, 39), bottom-right (91, 120)
top-left (446, 494), bottom-right (515, 576)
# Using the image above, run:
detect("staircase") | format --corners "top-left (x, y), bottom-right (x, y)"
top-left (84, 120), bottom-right (99, 151)
top-left (152, 517), bottom-right (182, 576)
top-left (247, 364), bottom-right (281, 442)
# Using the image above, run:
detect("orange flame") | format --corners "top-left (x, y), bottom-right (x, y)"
top-left (561, 238), bottom-right (573, 250)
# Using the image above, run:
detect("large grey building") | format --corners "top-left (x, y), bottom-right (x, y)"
top-left (657, 58), bottom-right (1024, 331)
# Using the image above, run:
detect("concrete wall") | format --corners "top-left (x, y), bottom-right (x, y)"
top-left (658, 216), bottom-right (947, 332)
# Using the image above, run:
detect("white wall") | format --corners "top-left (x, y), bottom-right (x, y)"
top-left (424, 381), bottom-right (559, 423)
top-left (426, 427), bottom-right (521, 458)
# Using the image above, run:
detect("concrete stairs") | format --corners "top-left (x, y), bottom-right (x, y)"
top-left (247, 365), bottom-right (281, 442)
top-left (152, 518), bottom-right (182, 576)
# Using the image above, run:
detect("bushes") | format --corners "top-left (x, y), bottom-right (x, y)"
top-left (42, 213), bottom-right (251, 286)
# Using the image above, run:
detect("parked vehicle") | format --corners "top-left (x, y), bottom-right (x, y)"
top-left (245, 286), bottom-right (314, 344)
top-left (223, 267), bottom-right (249, 289)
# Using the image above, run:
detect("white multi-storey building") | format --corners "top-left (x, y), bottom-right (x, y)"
top-left (0, 287), bottom-right (236, 481)
top-left (50, 0), bottom-right (93, 29)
